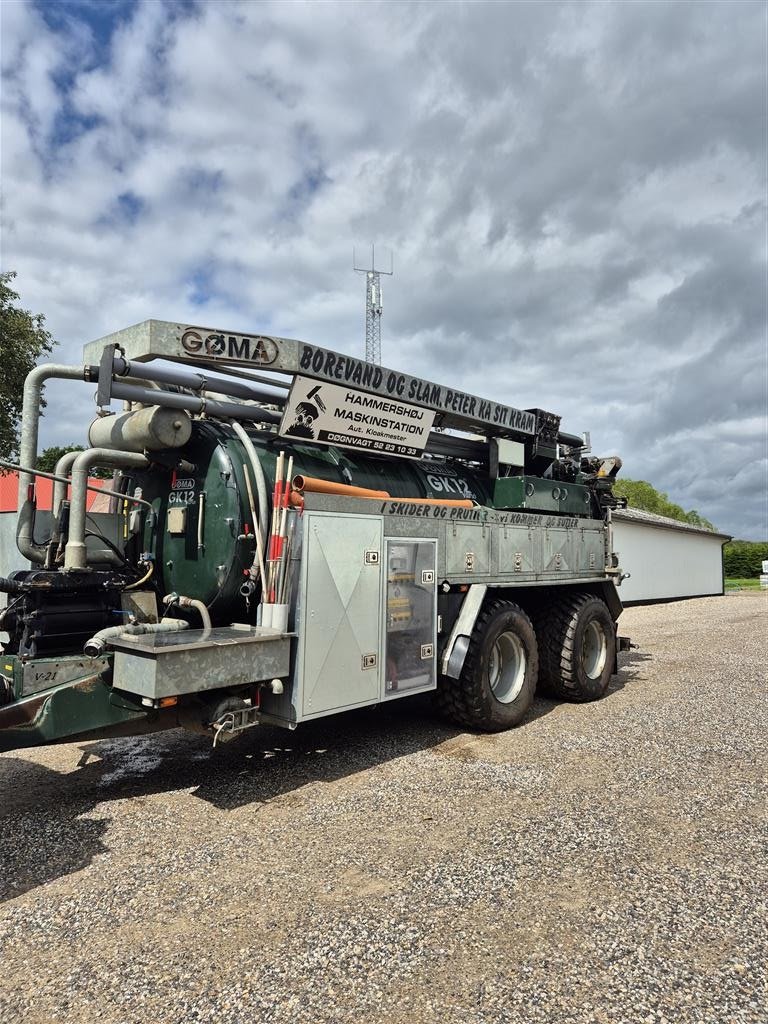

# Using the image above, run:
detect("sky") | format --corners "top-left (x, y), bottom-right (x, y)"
top-left (1, 0), bottom-right (766, 539)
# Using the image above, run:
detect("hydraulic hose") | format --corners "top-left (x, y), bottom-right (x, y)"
top-left (163, 594), bottom-right (212, 631)
top-left (0, 577), bottom-right (24, 597)
top-left (124, 560), bottom-right (154, 591)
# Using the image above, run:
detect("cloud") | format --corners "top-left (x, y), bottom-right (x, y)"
top-left (1, 0), bottom-right (766, 538)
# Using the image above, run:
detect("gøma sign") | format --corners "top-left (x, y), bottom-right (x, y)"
top-left (180, 329), bottom-right (278, 365)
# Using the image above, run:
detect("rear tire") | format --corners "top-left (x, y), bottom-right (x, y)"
top-left (535, 592), bottom-right (616, 702)
top-left (437, 601), bottom-right (538, 732)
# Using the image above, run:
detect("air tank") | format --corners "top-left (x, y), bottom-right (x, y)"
top-left (89, 407), bottom-right (192, 452)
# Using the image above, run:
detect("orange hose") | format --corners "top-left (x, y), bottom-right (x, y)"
top-left (292, 475), bottom-right (390, 499)
top-left (385, 497), bottom-right (474, 508)
top-left (292, 489), bottom-right (474, 510)
top-left (291, 476), bottom-right (474, 509)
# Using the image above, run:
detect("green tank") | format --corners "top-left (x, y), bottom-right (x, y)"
top-left (133, 421), bottom-right (492, 621)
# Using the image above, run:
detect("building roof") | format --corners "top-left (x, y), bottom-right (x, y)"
top-left (613, 505), bottom-right (731, 541)
top-left (0, 471), bottom-right (108, 513)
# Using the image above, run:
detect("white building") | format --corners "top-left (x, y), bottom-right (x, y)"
top-left (612, 507), bottom-right (730, 604)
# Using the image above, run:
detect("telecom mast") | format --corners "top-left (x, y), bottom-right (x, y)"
top-left (354, 245), bottom-right (393, 365)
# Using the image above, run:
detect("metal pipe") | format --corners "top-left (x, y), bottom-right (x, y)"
top-left (84, 618), bottom-right (189, 658)
top-left (51, 448), bottom-right (93, 570)
top-left (195, 360), bottom-right (291, 392)
top-left (52, 450), bottom-right (82, 516)
top-left (0, 456), bottom-right (151, 568)
top-left (559, 431), bottom-right (586, 449)
top-left (65, 449), bottom-right (149, 570)
top-left (113, 357), bottom-right (286, 406)
top-left (113, 366), bottom-right (491, 466)
top-left (197, 493), bottom-right (205, 551)
top-left (0, 459), bottom-right (151, 510)
top-left (424, 432), bottom-right (488, 461)
top-left (16, 364), bottom-right (92, 562)
top-left (110, 381), bottom-right (281, 425)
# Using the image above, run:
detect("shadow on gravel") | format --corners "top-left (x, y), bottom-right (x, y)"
top-left (525, 649), bottom-right (648, 723)
top-left (609, 648), bottom-right (653, 695)
top-left (0, 760), bottom-right (111, 903)
top-left (0, 655), bottom-right (649, 903)
top-left (618, 649), bottom-right (653, 673)
top-left (0, 699), bottom-right (462, 902)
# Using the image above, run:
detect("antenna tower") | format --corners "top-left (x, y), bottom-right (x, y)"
top-left (354, 244), bottom-right (393, 365)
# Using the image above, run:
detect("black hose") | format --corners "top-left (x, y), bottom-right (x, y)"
top-left (0, 577), bottom-right (23, 596)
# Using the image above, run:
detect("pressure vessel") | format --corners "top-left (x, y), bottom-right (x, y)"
top-left (128, 421), bottom-right (491, 620)
top-left (88, 407), bottom-right (192, 452)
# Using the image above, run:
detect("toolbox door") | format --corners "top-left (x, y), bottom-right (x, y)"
top-left (299, 512), bottom-right (382, 718)
top-left (382, 538), bottom-right (437, 699)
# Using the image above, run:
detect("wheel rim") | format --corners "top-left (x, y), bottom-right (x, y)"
top-left (582, 620), bottom-right (608, 679)
top-left (488, 631), bottom-right (527, 704)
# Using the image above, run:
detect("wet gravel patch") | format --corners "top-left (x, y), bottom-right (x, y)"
top-left (0, 592), bottom-right (765, 1023)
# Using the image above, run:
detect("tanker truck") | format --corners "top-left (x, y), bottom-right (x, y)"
top-left (0, 320), bottom-right (629, 752)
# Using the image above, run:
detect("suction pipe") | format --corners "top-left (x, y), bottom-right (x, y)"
top-left (64, 448), bottom-right (149, 570)
top-left (84, 619), bottom-right (190, 658)
top-left (52, 449), bottom-right (82, 516)
top-left (17, 364), bottom-right (94, 563)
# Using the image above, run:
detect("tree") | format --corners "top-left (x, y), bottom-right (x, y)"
top-left (37, 445), bottom-right (113, 480)
top-left (613, 477), bottom-right (716, 532)
top-left (0, 273), bottom-right (54, 461)
top-left (723, 540), bottom-right (768, 578)
top-left (683, 509), bottom-right (716, 530)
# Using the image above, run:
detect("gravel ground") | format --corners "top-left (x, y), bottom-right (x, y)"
top-left (0, 592), bottom-right (765, 1024)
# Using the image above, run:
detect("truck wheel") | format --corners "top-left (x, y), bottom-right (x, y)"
top-left (438, 601), bottom-right (538, 732)
top-left (536, 593), bottom-right (616, 702)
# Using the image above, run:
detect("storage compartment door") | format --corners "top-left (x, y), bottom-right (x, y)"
top-left (300, 513), bottom-right (382, 718)
top-left (383, 539), bottom-right (437, 699)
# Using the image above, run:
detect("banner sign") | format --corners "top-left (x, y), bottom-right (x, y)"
top-left (279, 376), bottom-right (436, 459)
top-left (84, 322), bottom-right (538, 439)
top-left (295, 343), bottom-right (537, 436)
